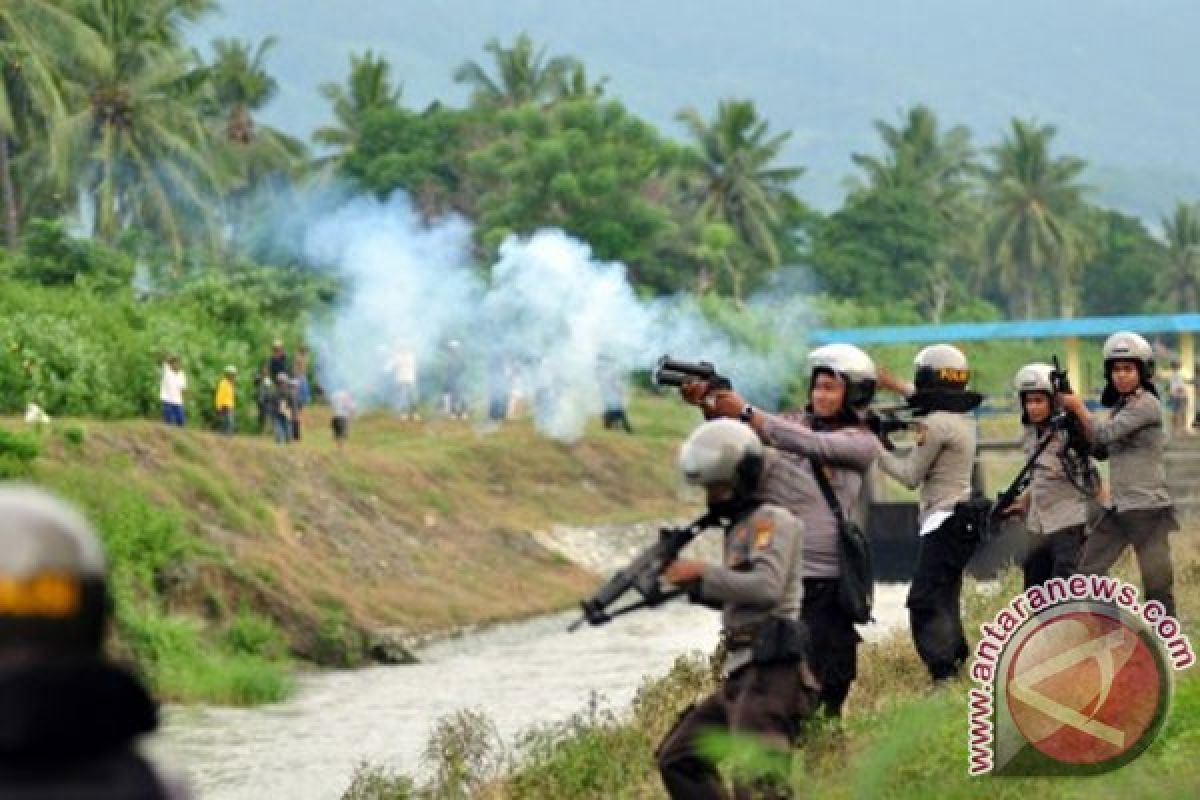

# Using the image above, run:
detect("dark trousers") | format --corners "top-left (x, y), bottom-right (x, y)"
top-left (161, 402), bottom-right (185, 427)
top-left (908, 511), bottom-right (981, 683)
top-left (801, 578), bottom-right (861, 717)
top-left (1022, 525), bottom-right (1084, 589)
top-left (1079, 508), bottom-right (1178, 617)
top-left (273, 414), bottom-right (291, 444)
top-left (657, 661), bottom-right (815, 800)
top-left (218, 408), bottom-right (235, 435)
top-left (603, 409), bottom-right (633, 433)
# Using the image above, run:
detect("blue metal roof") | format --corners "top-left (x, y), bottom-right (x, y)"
top-left (810, 314), bottom-right (1200, 345)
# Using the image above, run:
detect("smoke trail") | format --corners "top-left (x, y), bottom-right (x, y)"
top-left (302, 191), bottom-right (815, 442)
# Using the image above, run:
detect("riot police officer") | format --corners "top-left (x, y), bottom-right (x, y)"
top-left (1060, 331), bottom-right (1179, 616)
top-left (0, 486), bottom-right (190, 799)
top-left (684, 344), bottom-right (880, 717)
top-left (876, 344), bottom-right (983, 685)
top-left (1003, 363), bottom-right (1096, 588)
top-left (656, 419), bottom-right (817, 800)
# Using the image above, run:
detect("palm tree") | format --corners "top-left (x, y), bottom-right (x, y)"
top-left (0, 0), bottom-right (104, 247)
top-left (851, 105), bottom-right (973, 217)
top-left (982, 119), bottom-right (1090, 319)
top-left (852, 105), bottom-right (980, 318)
top-left (314, 50), bottom-right (402, 167)
top-left (675, 99), bottom-right (803, 298)
top-left (207, 36), bottom-right (278, 145)
top-left (452, 33), bottom-right (579, 109)
top-left (1159, 202), bottom-right (1200, 312)
top-left (52, 0), bottom-right (225, 259)
top-left (204, 36), bottom-right (305, 248)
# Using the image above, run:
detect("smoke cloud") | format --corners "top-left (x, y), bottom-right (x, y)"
top-left (301, 191), bottom-right (815, 441)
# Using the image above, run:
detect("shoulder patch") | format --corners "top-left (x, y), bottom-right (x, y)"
top-left (753, 517), bottom-right (775, 550)
top-left (915, 424), bottom-right (928, 446)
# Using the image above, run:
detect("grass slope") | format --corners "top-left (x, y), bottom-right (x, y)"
top-left (1, 391), bottom-right (697, 704)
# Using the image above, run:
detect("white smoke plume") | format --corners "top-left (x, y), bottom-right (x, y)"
top-left (302, 191), bottom-right (815, 442)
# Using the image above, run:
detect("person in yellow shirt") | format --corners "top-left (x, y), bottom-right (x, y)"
top-left (215, 366), bottom-right (237, 435)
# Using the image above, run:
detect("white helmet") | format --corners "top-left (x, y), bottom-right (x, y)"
top-left (678, 419), bottom-right (763, 490)
top-left (1013, 363), bottom-right (1056, 396)
top-left (807, 343), bottom-right (877, 409)
top-left (914, 344), bottom-right (970, 390)
top-left (1101, 331), bottom-right (1156, 405)
top-left (1102, 331), bottom-right (1154, 375)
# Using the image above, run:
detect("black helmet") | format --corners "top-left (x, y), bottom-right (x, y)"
top-left (913, 344), bottom-right (970, 391)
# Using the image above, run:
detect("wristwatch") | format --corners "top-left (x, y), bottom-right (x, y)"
top-left (739, 404), bottom-right (756, 423)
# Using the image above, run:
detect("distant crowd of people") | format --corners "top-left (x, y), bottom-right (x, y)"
top-left (157, 338), bottom-right (638, 445)
top-left (158, 339), bottom-right (355, 447)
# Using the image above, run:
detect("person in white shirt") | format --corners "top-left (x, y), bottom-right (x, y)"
top-left (159, 355), bottom-right (188, 428)
top-left (331, 389), bottom-right (355, 448)
top-left (387, 345), bottom-right (419, 421)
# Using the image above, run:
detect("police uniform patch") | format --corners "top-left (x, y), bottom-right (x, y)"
top-left (753, 518), bottom-right (775, 550)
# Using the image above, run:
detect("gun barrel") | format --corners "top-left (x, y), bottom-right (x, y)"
top-left (653, 368), bottom-right (693, 388)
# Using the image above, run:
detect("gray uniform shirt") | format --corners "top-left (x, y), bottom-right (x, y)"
top-left (695, 503), bottom-right (803, 676)
top-left (1020, 425), bottom-right (1093, 535)
top-left (759, 414), bottom-right (879, 579)
top-left (877, 411), bottom-right (976, 525)
top-left (1092, 389), bottom-right (1172, 512)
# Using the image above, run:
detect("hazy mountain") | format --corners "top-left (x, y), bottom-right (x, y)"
top-left (188, 0), bottom-right (1200, 217)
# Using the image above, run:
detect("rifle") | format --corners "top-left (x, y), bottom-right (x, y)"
top-left (864, 406), bottom-right (913, 450)
top-left (991, 412), bottom-right (1069, 519)
top-left (652, 356), bottom-right (733, 391)
top-left (567, 511), bottom-right (721, 632)
top-left (1048, 354), bottom-right (1092, 459)
top-left (1049, 355), bottom-right (1072, 394)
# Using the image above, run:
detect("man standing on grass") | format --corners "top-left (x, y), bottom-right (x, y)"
top-left (159, 355), bottom-right (187, 428)
top-left (215, 366), bottom-right (237, 436)
top-left (331, 388), bottom-right (354, 448)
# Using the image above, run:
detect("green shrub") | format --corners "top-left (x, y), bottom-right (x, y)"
top-left (0, 427), bottom-right (41, 478)
top-left (314, 604), bottom-right (367, 667)
top-left (120, 607), bottom-right (292, 705)
top-left (61, 424), bottom-right (87, 447)
top-left (340, 763), bottom-right (418, 800)
top-left (423, 709), bottom-right (507, 799)
top-left (0, 427), bottom-right (40, 462)
top-left (224, 608), bottom-right (290, 660)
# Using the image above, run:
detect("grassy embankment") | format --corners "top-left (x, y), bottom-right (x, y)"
top-left (343, 532), bottom-right (1200, 799)
top-left (0, 391), bottom-right (697, 706)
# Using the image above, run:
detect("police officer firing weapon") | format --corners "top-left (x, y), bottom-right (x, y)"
top-left (676, 344), bottom-right (881, 719)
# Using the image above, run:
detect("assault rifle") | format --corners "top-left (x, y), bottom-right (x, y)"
top-left (567, 511), bottom-right (721, 632)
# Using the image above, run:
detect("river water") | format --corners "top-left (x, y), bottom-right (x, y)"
top-left (150, 584), bottom-right (909, 800)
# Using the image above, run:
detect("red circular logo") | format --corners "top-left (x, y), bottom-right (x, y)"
top-left (1006, 610), bottom-right (1163, 765)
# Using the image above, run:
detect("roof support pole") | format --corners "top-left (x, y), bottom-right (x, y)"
top-left (1065, 336), bottom-right (1083, 398)
top-left (1181, 332), bottom-right (1195, 432)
